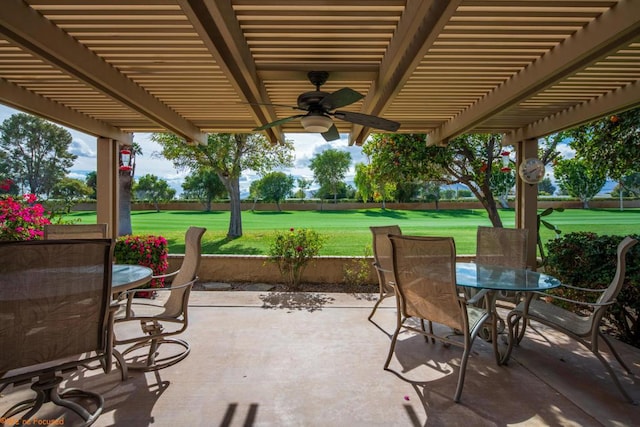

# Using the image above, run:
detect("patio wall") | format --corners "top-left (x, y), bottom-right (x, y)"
top-left (168, 254), bottom-right (476, 285)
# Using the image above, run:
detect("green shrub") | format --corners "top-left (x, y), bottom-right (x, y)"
top-left (268, 228), bottom-right (325, 291)
top-left (545, 232), bottom-right (640, 347)
top-left (343, 245), bottom-right (373, 290)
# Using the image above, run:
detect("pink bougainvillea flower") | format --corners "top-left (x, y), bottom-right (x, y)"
top-left (295, 245), bottom-right (303, 252)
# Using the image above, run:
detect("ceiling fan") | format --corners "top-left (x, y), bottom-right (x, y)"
top-left (253, 71), bottom-right (400, 141)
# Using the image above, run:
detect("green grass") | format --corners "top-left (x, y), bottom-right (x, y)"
top-left (64, 208), bottom-right (640, 256)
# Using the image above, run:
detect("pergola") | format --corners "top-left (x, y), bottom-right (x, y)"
top-left (1, 0), bottom-right (639, 266)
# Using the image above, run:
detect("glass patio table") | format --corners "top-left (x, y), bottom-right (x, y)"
top-left (456, 262), bottom-right (561, 365)
top-left (112, 264), bottom-right (153, 295)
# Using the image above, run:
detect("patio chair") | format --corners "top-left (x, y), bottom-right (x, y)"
top-left (113, 226), bottom-right (206, 374)
top-left (504, 236), bottom-right (638, 404)
top-left (473, 226), bottom-right (528, 338)
top-left (0, 239), bottom-right (115, 426)
top-left (384, 234), bottom-right (489, 402)
top-left (44, 223), bottom-right (108, 239)
top-left (368, 225), bottom-right (401, 320)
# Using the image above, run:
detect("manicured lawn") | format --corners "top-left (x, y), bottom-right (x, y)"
top-left (65, 207), bottom-right (640, 256)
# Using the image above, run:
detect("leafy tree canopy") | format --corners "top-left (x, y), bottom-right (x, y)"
top-left (51, 177), bottom-right (93, 213)
top-left (182, 168), bottom-right (227, 211)
top-left (567, 107), bottom-right (640, 180)
top-left (254, 171), bottom-right (294, 211)
top-left (363, 133), bottom-right (507, 227)
top-left (309, 148), bottom-right (351, 202)
top-left (554, 158), bottom-right (606, 208)
top-left (134, 174), bottom-right (176, 212)
top-left (0, 113), bottom-right (76, 196)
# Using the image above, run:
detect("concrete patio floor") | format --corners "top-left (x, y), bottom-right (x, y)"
top-left (2, 290), bottom-right (639, 426)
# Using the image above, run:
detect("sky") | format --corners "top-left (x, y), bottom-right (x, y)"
top-left (0, 104), bottom-right (369, 197)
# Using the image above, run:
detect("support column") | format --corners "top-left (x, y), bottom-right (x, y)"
top-left (515, 138), bottom-right (540, 269)
top-left (96, 137), bottom-right (119, 239)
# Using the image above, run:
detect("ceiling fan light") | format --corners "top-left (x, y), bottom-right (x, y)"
top-left (301, 114), bottom-right (332, 132)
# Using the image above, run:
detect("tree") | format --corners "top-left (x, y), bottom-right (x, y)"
top-left (421, 181), bottom-right (442, 209)
top-left (554, 158), bottom-right (605, 208)
top-left (182, 168), bottom-right (227, 211)
top-left (538, 177), bottom-right (556, 196)
top-left (295, 178), bottom-right (312, 199)
top-left (255, 172), bottom-right (294, 211)
top-left (152, 133), bottom-right (293, 238)
top-left (363, 133), bottom-right (508, 227)
top-left (133, 174), bottom-right (176, 212)
top-left (611, 172), bottom-right (640, 198)
top-left (567, 107), bottom-right (640, 181)
top-left (51, 177), bottom-right (93, 213)
top-left (354, 162), bottom-right (374, 202)
top-left (0, 113), bottom-right (76, 196)
top-left (85, 171), bottom-right (97, 199)
top-left (309, 148), bottom-right (351, 203)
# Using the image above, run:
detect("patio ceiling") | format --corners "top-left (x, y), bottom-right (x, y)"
top-left (0, 0), bottom-right (639, 147)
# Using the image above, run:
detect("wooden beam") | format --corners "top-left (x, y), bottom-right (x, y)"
top-left (0, 78), bottom-right (132, 143)
top-left (179, 0), bottom-right (283, 144)
top-left (503, 80), bottom-right (640, 145)
top-left (0, 0), bottom-right (205, 144)
top-left (350, 0), bottom-right (461, 145)
top-left (427, 0), bottom-right (640, 146)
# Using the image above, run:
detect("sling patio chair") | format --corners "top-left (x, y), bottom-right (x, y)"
top-left (504, 236), bottom-right (638, 404)
top-left (113, 226), bottom-right (206, 375)
top-left (368, 225), bottom-right (401, 320)
top-left (384, 234), bottom-right (489, 402)
top-left (473, 226), bottom-right (528, 339)
top-left (0, 239), bottom-right (115, 426)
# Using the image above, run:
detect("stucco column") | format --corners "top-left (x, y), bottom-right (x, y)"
top-left (515, 138), bottom-right (539, 269)
top-left (96, 137), bottom-right (119, 239)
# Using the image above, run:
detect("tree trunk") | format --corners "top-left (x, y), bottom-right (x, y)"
top-left (276, 200), bottom-right (281, 211)
top-left (226, 177), bottom-right (242, 238)
top-left (465, 180), bottom-right (503, 227)
top-left (118, 173), bottom-right (133, 236)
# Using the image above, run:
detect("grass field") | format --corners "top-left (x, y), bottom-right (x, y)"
top-left (65, 208), bottom-right (640, 256)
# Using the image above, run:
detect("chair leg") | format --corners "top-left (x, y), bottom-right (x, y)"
top-left (2, 374), bottom-right (103, 426)
top-left (453, 346), bottom-right (472, 403)
top-left (368, 292), bottom-right (389, 320)
top-left (599, 333), bottom-right (635, 375)
top-left (590, 346), bottom-right (636, 405)
top-left (384, 326), bottom-right (402, 370)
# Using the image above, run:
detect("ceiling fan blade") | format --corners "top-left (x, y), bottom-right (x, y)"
top-left (253, 114), bottom-right (305, 131)
top-left (321, 124), bottom-right (340, 141)
top-left (333, 110), bottom-right (400, 132)
top-left (321, 88), bottom-right (364, 110)
top-left (242, 101), bottom-right (305, 111)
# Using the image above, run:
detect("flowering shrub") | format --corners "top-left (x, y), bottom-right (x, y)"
top-left (114, 235), bottom-right (169, 291)
top-left (268, 228), bottom-right (325, 290)
top-left (0, 192), bottom-right (52, 241)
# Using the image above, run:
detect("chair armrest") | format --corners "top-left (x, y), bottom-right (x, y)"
top-left (556, 283), bottom-right (606, 293)
top-left (151, 269), bottom-right (180, 280)
top-left (530, 290), bottom-right (613, 308)
top-left (466, 288), bottom-right (489, 305)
